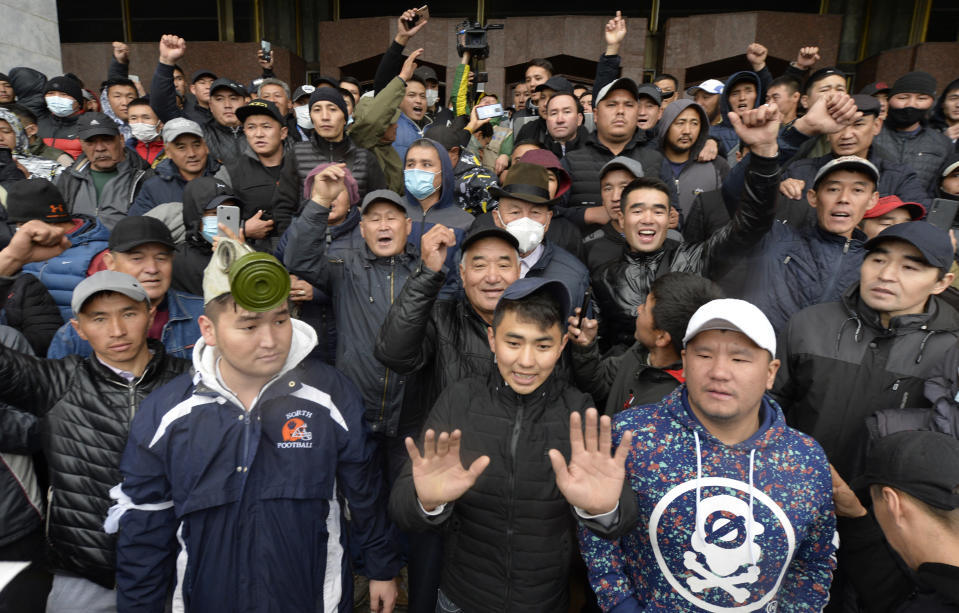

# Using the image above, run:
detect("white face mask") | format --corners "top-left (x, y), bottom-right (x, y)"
top-left (425, 89), bottom-right (439, 108)
top-left (498, 212), bottom-right (546, 254)
top-left (293, 105), bottom-right (313, 130)
top-left (129, 122), bottom-right (159, 143)
top-left (45, 96), bottom-right (76, 118)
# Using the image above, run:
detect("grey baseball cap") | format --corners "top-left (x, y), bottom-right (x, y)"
top-left (162, 117), bottom-right (205, 143)
top-left (600, 156), bottom-right (644, 180)
top-left (71, 270), bottom-right (150, 315)
top-left (361, 189), bottom-right (408, 215)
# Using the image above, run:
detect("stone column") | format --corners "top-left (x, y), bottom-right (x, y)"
top-left (0, 0), bottom-right (62, 76)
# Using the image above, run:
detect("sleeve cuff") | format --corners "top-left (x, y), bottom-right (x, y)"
top-left (575, 502), bottom-right (620, 528)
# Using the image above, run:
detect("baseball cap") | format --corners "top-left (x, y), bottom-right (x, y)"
top-left (601, 156), bottom-right (644, 180)
top-left (209, 78), bottom-right (246, 97)
top-left (424, 125), bottom-right (463, 151)
top-left (636, 84), bottom-right (663, 106)
top-left (863, 195), bottom-right (925, 221)
top-left (942, 159), bottom-right (959, 178)
top-left (535, 76), bottom-right (573, 94)
top-left (489, 162), bottom-right (553, 205)
top-left (460, 225), bottom-right (519, 254)
top-left (360, 189), bottom-right (408, 215)
top-left (162, 117), bottom-right (205, 143)
top-left (414, 66), bottom-right (438, 83)
top-left (596, 78), bottom-right (640, 104)
top-left (853, 430), bottom-right (959, 510)
top-left (184, 177), bottom-right (236, 213)
top-left (109, 216), bottom-right (176, 252)
top-left (683, 298), bottom-right (777, 357)
top-left (6, 179), bottom-right (71, 223)
top-left (498, 278), bottom-right (571, 324)
top-left (863, 221), bottom-right (954, 274)
top-left (77, 112), bottom-right (120, 140)
top-left (858, 81), bottom-right (890, 97)
top-left (851, 94), bottom-right (881, 117)
top-left (236, 99), bottom-right (284, 124)
top-left (292, 84), bottom-right (315, 102)
top-left (190, 69), bottom-right (217, 83)
top-left (312, 75), bottom-right (340, 89)
top-left (71, 270), bottom-right (150, 315)
top-left (685, 79), bottom-right (724, 96)
top-left (812, 156), bottom-right (880, 189)
top-left (804, 67), bottom-right (844, 93)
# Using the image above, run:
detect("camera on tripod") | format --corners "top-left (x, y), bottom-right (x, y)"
top-left (455, 19), bottom-right (504, 60)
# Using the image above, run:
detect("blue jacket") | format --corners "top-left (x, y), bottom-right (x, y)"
top-left (46, 289), bottom-right (203, 360)
top-left (525, 239), bottom-right (590, 318)
top-left (127, 157), bottom-right (224, 217)
top-left (709, 71), bottom-right (764, 158)
top-left (392, 111), bottom-right (427, 165)
top-left (578, 386), bottom-right (836, 612)
top-left (112, 320), bottom-right (400, 612)
top-left (23, 215), bottom-right (110, 321)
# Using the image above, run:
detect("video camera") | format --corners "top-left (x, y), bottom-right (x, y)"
top-left (455, 20), bottom-right (503, 60)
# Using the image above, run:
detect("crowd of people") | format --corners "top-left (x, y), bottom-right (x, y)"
top-left (1, 6), bottom-right (959, 613)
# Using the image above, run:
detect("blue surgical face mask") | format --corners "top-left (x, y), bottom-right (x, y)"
top-left (45, 96), bottom-right (76, 118)
top-left (404, 168), bottom-right (438, 200)
top-left (201, 215), bottom-right (218, 242)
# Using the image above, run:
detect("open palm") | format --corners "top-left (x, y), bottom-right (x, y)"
top-left (406, 429), bottom-right (490, 512)
top-left (549, 408), bottom-right (633, 516)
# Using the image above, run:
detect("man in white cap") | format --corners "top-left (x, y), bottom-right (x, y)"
top-left (686, 79), bottom-right (725, 127)
top-left (578, 298), bottom-right (836, 611)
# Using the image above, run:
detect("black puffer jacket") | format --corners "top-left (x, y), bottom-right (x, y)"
top-left (0, 272), bottom-right (63, 355)
top-left (873, 123), bottom-right (953, 194)
top-left (571, 341), bottom-right (684, 415)
top-left (293, 132), bottom-right (386, 201)
top-left (389, 371), bottom-right (636, 613)
top-left (202, 116), bottom-right (247, 165)
top-left (591, 153), bottom-right (780, 350)
top-left (222, 148), bottom-right (300, 252)
top-left (772, 284), bottom-right (959, 480)
top-left (171, 179), bottom-right (215, 296)
top-left (0, 340), bottom-right (189, 587)
top-left (375, 264), bottom-right (495, 430)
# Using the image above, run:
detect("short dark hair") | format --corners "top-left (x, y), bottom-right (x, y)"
top-left (340, 76), bottom-right (360, 89)
top-left (478, 92), bottom-right (499, 103)
top-left (654, 74), bottom-right (679, 90)
top-left (127, 97), bottom-right (154, 111)
top-left (649, 273), bottom-right (724, 354)
top-left (512, 82), bottom-right (526, 92)
top-left (620, 176), bottom-right (671, 211)
top-left (546, 92), bottom-right (584, 115)
top-left (338, 88), bottom-right (356, 109)
top-left (476, 122), bottom-right (493, 139)
top-left (492, 287), bottom-right (563, 332)
top-left (527, 58), bottom-right (554, 76)
top-left (512, 138), bottom-right (542, 151)
top-left (4, 103), bottom-right (37, 126)
top-left (768, 75), bottom-right (801, 95)
top-left (101, 78), bottom-right (137, 94)
top-left (204, 292), bottom-right (236, 322)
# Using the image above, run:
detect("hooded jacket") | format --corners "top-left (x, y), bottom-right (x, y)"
top-left (128, 155), bottom-right (227, 217)
top-left (390, 370), bottom-right (637, 613)
top-left (656, 99), bottom-right (730, 216)
top-left (772, 284), bottom-right (959, 480)
top-left (22, 214), bottom-right (110, 321)
top-left (930, 77), bottom-right (959, 142)
top-left (293, 131), bottom-right (387, 202)
top-left (349, 75), bottom-right (406, 194)
top-left (284, 200), bottom-right (420, 437)
top-left (56, 148), bottom-right (153, 229)
top-left (578, 386), bottom-right (836, 612)
top-left (591, 153), bottom-right (779, 352)
top-left (709, 71), bottom-right (764, 158)
top-left (8, 68), bottom-right (84, 160)
top-left (783, 145), bottom-right (932, 209)
top-left (113, 319), bottom-right (400, 612)
top-left (393, 111), bottom-right (430, 163)
top-left (452, 155), bottom-right (497, 215)
top-left (936, 152), bottom-right (959, 204)
top-left (170, 178), bottom-right (216, 296)
top-left (0, 339), bottom-right (188, 588)
top-left (98, 87), bottom-right (132, 141)
top-left (0, 107), bottom-right (64, 181)
top-left (402, 138), bottom-right (475, 250)
top-left (873, 116), bottom-right (953, 194)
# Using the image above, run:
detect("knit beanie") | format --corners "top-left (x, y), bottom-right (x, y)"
top-left (890, 71), bottom-right (937, 97)
top-left (308, 87), bottom-right (348, 119)
top-left (45, 75), bottom-right (84, 105)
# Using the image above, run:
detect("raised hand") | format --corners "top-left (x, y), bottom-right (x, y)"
top-left (310, 163), bottom-right (347, 206)
top-left (779, 178), bottom-right (806, 200)
top-left (728, 103), bottom-right (781, 158)
top-left (396, 8), bottom-right (429, 45)
top-left (158, 35), bottom-right (186, 66)
top-left (420, 224), bottom-right (457, 273)
top-left (604, 11), bottom-right (627, 55)
top-left (550, 409), bottom-right (633, 515)
top-left (796, 46), bottom-right (821, 70)
top-left (830, 464), bottom-right (868, 519)
top-left (794, 91), bottom-right (860, 136)
top-left (566, 309), bottom-right (598, 347)
top-left (746, 43), bottom-right (768, 72)
top-left (406, 429), bottom-right (490, 512)
top-left (0, 220), bottom-right (71, 274)
top-left (400, 48), bottom-right (424, 83)
top-left (112, 41), bottom-right (130, 65)
top-left (256, 48), bottom-right (274, 71)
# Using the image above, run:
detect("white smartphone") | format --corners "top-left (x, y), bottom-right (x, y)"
top-left (217, 205), bottom-right (241, 238)
top-left (476, 103), bottom-right (504, 120)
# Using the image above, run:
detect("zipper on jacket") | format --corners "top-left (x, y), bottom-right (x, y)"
top-left (504, 401), bottom-right (525, 607)
top-left (843, 237), bottom-right (851, 254)
top-left (378, 256), bottom-right (396, 423)
top-left (44, 486), bottom-right (54, 536)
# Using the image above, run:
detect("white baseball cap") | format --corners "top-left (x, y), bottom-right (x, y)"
top-left (685, 79), bottom-right (724, 96)
top-left (683, 299), bottom-right (776, 357)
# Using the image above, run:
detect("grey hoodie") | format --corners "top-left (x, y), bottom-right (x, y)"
top-left (656, 99), bottom-right (729, 215)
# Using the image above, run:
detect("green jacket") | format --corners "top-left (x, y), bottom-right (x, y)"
top-left (349, 76), bottom-right (405, 194)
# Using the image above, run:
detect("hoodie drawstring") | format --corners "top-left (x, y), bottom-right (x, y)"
top-left (694, 431), bottom-right (703, 542)
top-left (747, 448), bottom-right (756, 565)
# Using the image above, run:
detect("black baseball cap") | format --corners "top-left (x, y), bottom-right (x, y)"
top-left (853, 430), bottom-right (959, 510)
top-left (360, 189), bottom-right (407, 215)
top-left (191, 69), bottom-right (217, 83)
top-left (236, 99), bottom-right (284, 124)
top-left (460, 225), bottom-right (519, 254)
top-left (636, 84), bottom-right (663, 106)
top-left (210, 78), bottom-right (246, 97)
top-left (183, 177), bottom-right (237, 212)
top-left (804, 67), bottom-right (844, 93)
top-left (812, 156), bottom-right (880, 189)
top-left (109, 216), bottom-right (175, 252)
top-left (851, 94), bottom-right (880, 117)
top-left (423, 125), bottom-right (463, 151)
top-left (413, 66), bottom-right (438, 84)
top-left (534, 75), bottom-right (573, 94)
top-left (863, 220), bottom-right (954, 274)
top-left (498, 277), bottom-right (571, 325)
top-left (858, 81), bottom-right (890, 97)
top-left (6, 179), bottom-right (71, 223)
top-left (312, 75), bottom-right (340, 89)
top-left (77, 112), bottom-right (120, 140)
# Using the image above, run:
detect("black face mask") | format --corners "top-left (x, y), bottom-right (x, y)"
top-left (886, 106), bottom-right (926, 129)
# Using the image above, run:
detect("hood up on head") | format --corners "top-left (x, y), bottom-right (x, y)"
top-left (656, 98), bottom-right (711, 160)
top-left (403, 137), bottom-right (456, 212)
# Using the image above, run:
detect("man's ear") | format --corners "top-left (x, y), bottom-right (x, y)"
top-left (487, 324), bottom-right (496, 354)
top-left (198, 314), bottom-right (217, 347)
top-left (931, 272), bottom-right (955, 295)
top-left (807, 189), bottom-right (819, 208)
top-left (71, 318), bottom-right (87, 341)
top-left (654, 330), bottom-right (672, 348)
top-left (102, 250), bottom-right (116, 271)
top-left (800, 94), bottom-right (810, 110)
top-left (280, 126), bottom-right (289, 141)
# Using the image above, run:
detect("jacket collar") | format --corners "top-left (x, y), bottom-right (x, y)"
top-left (88, 338), bottom-right (169, 385)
